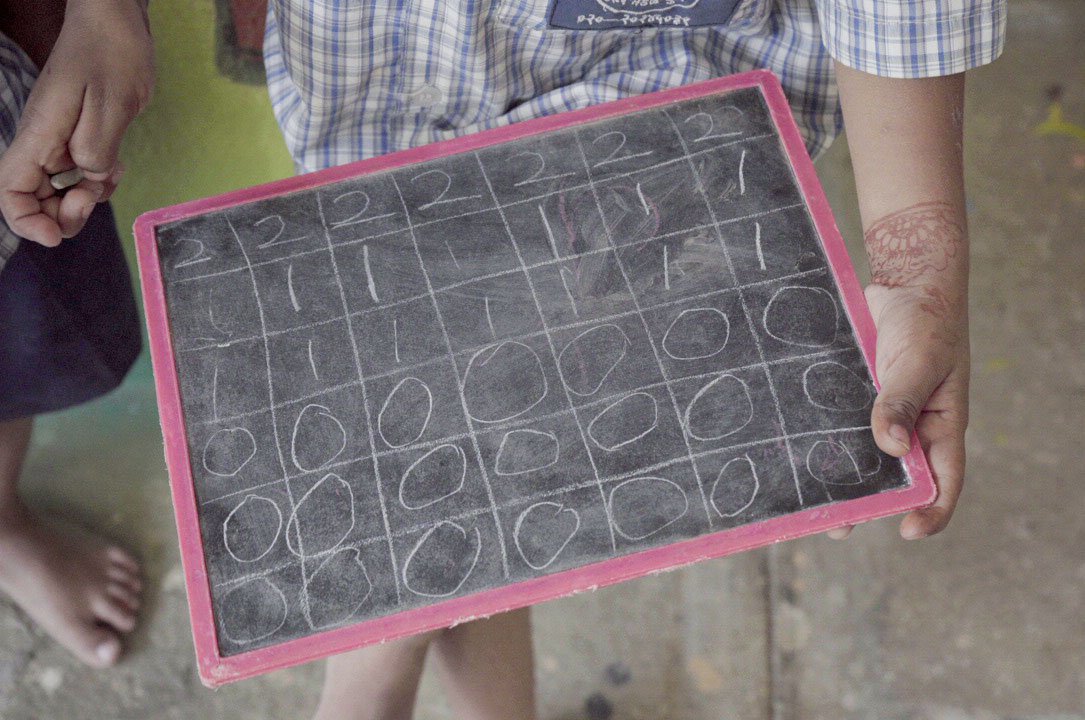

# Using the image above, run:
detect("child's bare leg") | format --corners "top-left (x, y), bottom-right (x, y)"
top-left (431, 608), bottom-right (536, 720)
top-left (0, 417), bottom-right (142, 667)
top-left (313, 630), bottom-right (439, 720)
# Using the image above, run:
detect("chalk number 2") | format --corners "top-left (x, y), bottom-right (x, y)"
top-left (172, 237), bottom-right (212, 270)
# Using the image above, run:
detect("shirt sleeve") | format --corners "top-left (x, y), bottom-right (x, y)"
top-left (814, 0), bottom-right (1008, 78)
top-left (0, 32), bottom-right (37, 271)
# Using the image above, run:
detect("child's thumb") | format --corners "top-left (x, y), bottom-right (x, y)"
top-left (870, 358), bottom-right (941, 457)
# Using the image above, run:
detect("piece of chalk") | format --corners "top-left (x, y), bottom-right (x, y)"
top-left (49, 168), bottom-right (84, 191)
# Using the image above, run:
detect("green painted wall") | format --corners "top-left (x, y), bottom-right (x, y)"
top-left (113, 0), bottom-right (293, 245)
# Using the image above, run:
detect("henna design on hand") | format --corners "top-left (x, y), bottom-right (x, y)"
top-left (863, 201), bottom-right (964, 288)
top-left (918, 284), bottom-right (964, 345)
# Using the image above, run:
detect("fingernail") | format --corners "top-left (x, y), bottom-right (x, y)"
top-left (901, 524), bottom-right (924, 540)
top-left (889, 424), bottom-right (911, 452)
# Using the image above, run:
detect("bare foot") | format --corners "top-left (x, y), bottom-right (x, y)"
top-left (0, 504), bottom-right (142, 667)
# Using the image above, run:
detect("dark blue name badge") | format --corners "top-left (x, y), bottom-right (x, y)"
top-left (548, 0), bottom-right (744, 30)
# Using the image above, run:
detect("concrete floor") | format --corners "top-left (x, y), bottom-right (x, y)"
top-left (2, 1), bottom-right (1083, 718)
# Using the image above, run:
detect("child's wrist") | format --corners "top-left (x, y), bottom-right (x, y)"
top-left (862, 200), bottom-right (969, 292)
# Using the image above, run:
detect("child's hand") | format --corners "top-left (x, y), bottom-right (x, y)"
top-left (827, 280), bottom-right (970, 541)
top-left (0, 0), bottom-right (153, 247)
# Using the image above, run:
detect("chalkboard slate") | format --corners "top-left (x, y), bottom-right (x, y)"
top-left (135, 71), bottom-right (935, 685)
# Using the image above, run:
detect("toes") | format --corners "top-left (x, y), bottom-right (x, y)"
top-left (107, 582), bottom-right (141, 612)
top-left (63, 624), bottom-right (123, 668)
top-left (92, 594), bottom-right (138, 634)
top-left (106, 546), bottom-right (140, 574)
top-left (105, 548), bottom-right (143, 596)
top-left (91, 632), bottom-right (123, 668)
top-left (107, 565), bottom-right (142, 594)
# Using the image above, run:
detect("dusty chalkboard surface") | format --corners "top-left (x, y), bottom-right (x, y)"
top-left (140, 73), bottom-right (927, 682)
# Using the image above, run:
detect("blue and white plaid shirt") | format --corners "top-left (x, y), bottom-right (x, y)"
top-left (264, 0), bottom-right (1006, 174)
top-left (0, 32), bottom-right (37, 272)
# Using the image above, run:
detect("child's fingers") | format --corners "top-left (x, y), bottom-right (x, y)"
top-left (92, 162), bottom-right (125, 203)
top-left (899, 410), bottom-right (966, 540)
top-left (826, 525), bottom-right (853, 540)
top-left (16, 74), bottom-right (82, 165)
top-left (69, 86), bottom-right (138, 176)
top-left (0, 174), bottom-right (63, 247)
top-left (870, 353), bottom-right (944, 459)
top-left (94, 180), bottom-right (118, 203)
top-left (1, 153), bottom-right (104, 243)
top-left (9, 174), bottom-right (101, 245)
top-left (0, 201), bottom-right (63, 246)
top-left (29, 159), bottom-right (104, 239)
top-left (56, 183), bottom-right (103, 238)
top-left (39, 194), bottom-right (61, 222)
top-left (0, 126), bottom-right (67, 245)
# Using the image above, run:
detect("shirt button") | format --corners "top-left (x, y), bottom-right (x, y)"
top-left (405, 84), bottom-right (444, 108)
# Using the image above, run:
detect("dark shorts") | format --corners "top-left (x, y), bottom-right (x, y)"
top-left (0, 203), bottom-right (142, 421)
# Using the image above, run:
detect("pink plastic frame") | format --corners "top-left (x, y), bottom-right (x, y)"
top-left (134, 70), bottom-right (936, 687)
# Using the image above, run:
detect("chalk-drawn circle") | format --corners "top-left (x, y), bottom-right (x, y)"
top-left (762, 286), bottom-right (838, 347)
top-left (514, 502), bottom-right (580, 570)
top-left (801, 361), bottom-right (872, 412)
top-left (223, 495), bottom-right (283, 563)
top-left (855, 444), bottom-right (883, 476)
top-left (494, 429), bottom-right (560, 476)
top-left (219, 578), bottom-right (288, 645)
top-left (286, 473), bottom-right (355, 558)
top-left (684, 374), bottom-right (753, 441)
top-left (402, 522), bottom-right (482, 597)
top-left (378, 377), bottom-right (433, 448)
top-left (557, 324), bottom-right (630, 397)
top-left (291, 404), bottom-right (347, 472)
top-left (661, 308), bottom-right (730, 361)
top-left (399, 443), bottom-right (467, 509)
top-left (806, 440), bottom-right (863, 486)
top-left (303, 547), bottom-right (373, 630)
top-left (710, 455), bottom-right (760, 518)
top-left (463, 341), bottom-right (547, 423)
top-left (609, 476), bottom-right (689, 540)
top-left (203, 427), bottom-right (256, 477)
top-left (587, 392), bottom-right (658, 451)
top-left (822, 435), bottom-right (882, 477)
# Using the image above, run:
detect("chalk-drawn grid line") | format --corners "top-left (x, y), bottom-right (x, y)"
top-left (196, 343), bottom-right (863, 508)
top-left (570, 126), bottom-right (716, 531)
top-left (475, 153), bottom-right (619, 553)
top-left (315, 191), bottom-right (403, 603)
top-left (182, 119), bottom-right (867, 632)
top-left (210, 423), bottom-right (875, 593)
top-left (166, 132), bottom-right (779, 286)
top-left (663, 107), bottom-right (806, 507)
top-left (389, 174), bottom-right (512, 579)
top-left (189, 265), bottom-right (830, 427)
top-left (222, 215), bottom-right (312, 626)
top-left (174, 202), bottom-right (813, 355)
top-left (172, 201), bottom-right (803, 301)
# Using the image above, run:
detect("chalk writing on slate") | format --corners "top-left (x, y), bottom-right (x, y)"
top-left (155, 86), bottom-right (908, 655)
